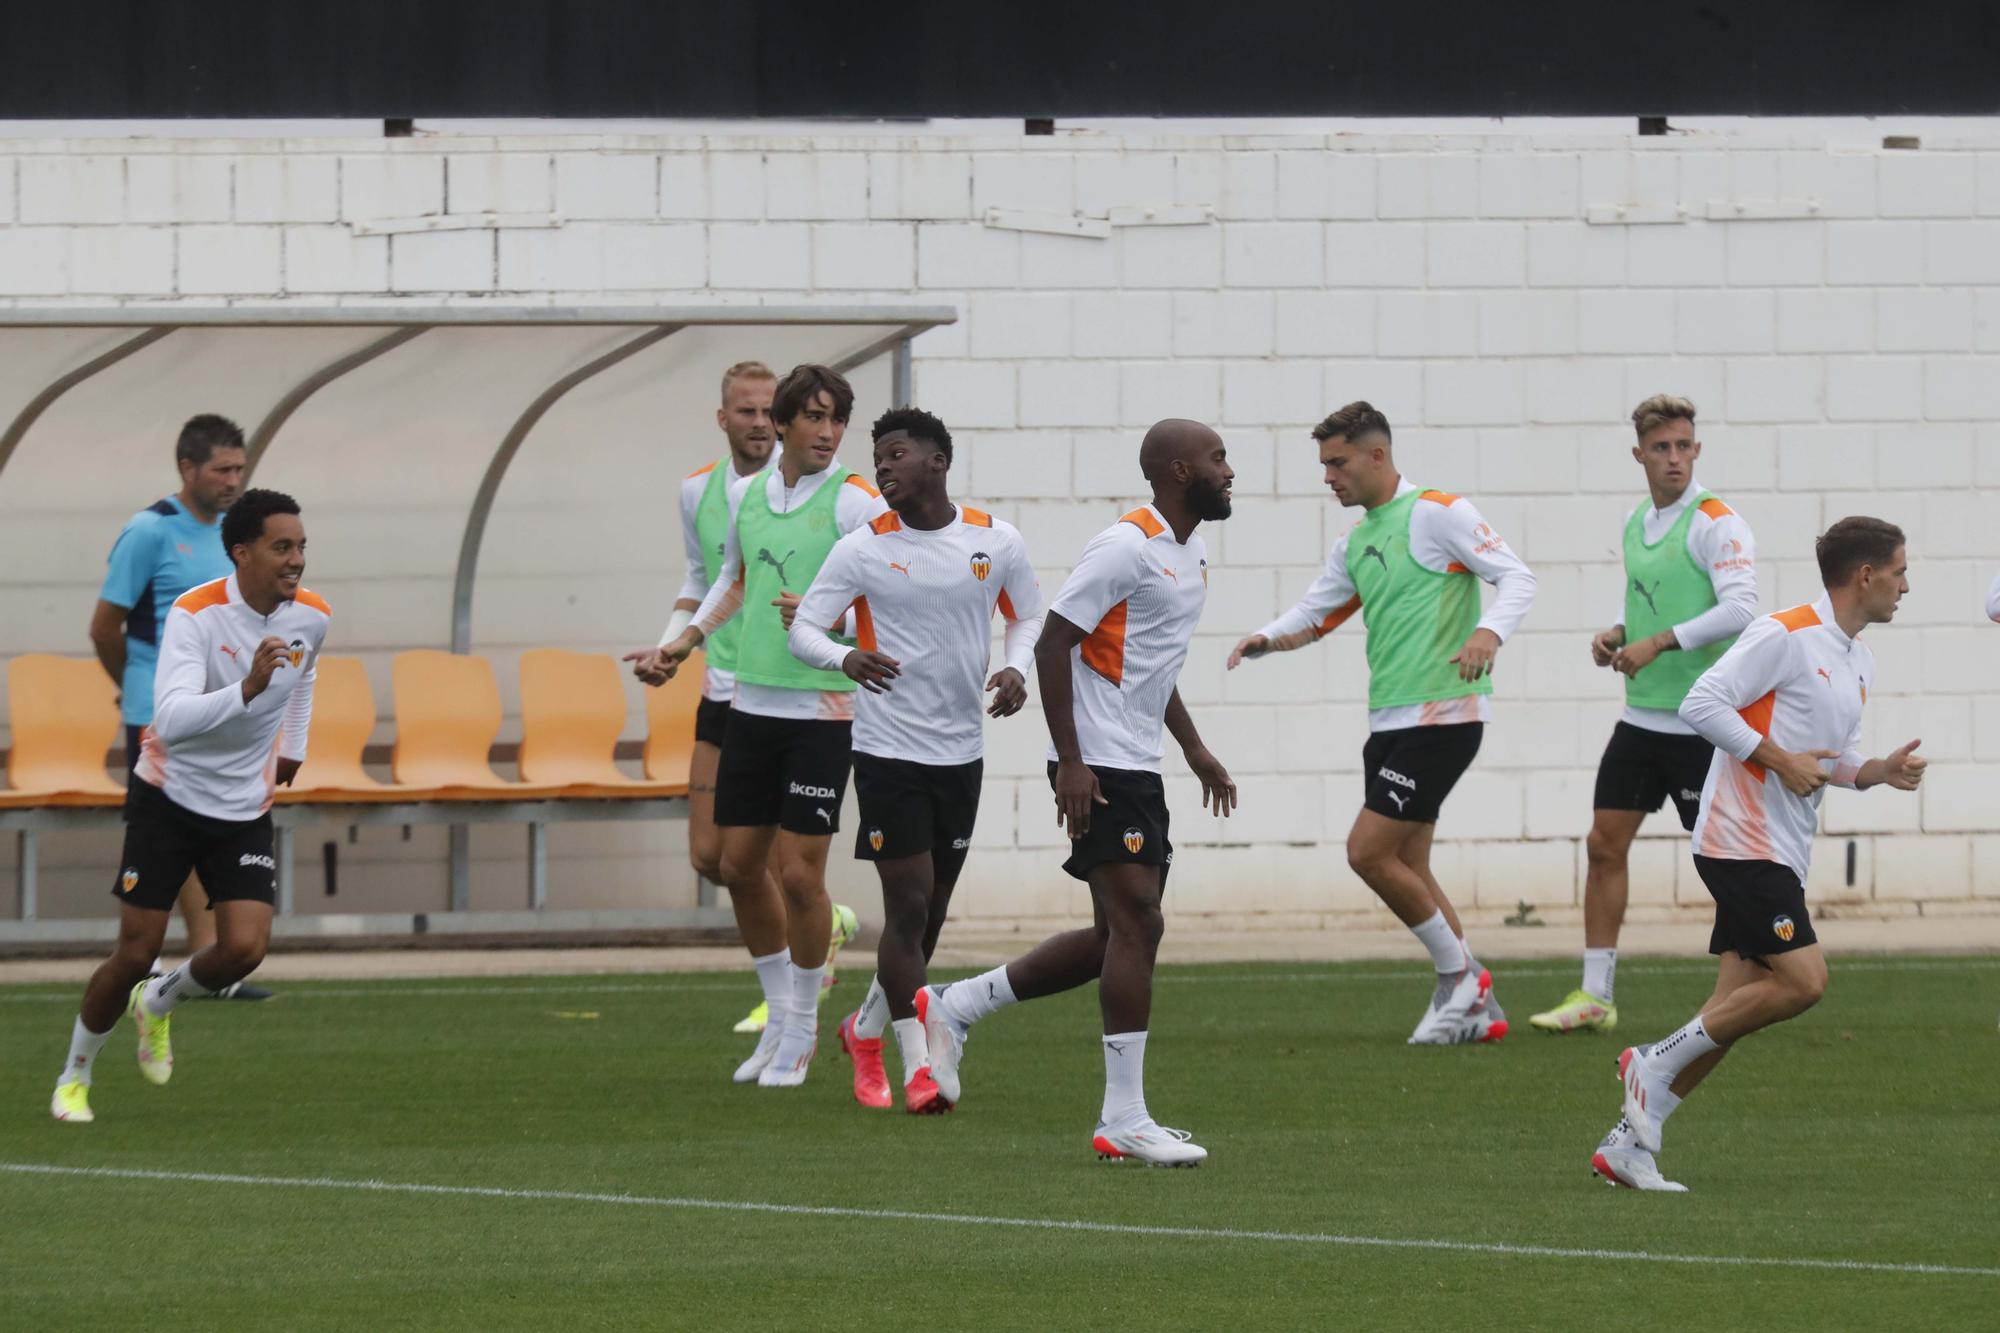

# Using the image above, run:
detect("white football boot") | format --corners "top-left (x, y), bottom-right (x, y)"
top-left (916, 984), bottom-right (967, 1106)
top-left (1618, 1045), bottom-right (1675, 1153)
top-left (757, 1022), bottom-right (817, 1088)
top-left (732, 1021), bottom-right (784, 1084)
top-left (1409, 967), bottom-right (1493, 1045)
top-left (1092, 1116), bottom-right (1207, 1167)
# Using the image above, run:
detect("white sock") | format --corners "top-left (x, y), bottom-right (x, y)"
top-left (1458, 936), bottom-right (1480, 973)
top-left (789, 963), bottom-right (826, 1035)
top-left (751, 948), bottom-right (792, 1016)
top-left (892, 1017), bottom-right (928, 1080)
top-left (854, 975), bottom-right (890, 1039)
top-left (1100, 1031), bottom-right (1149, 1126)
top-left (1411, 910), bottom-right (1466, 973)
top-left (58, 1015), bottom-right (113, 1088)
top-left (1649, 1015), bottom-right (1720, 1079)
top-left (1583, 948), bottom-right (1617, 1003)
top-left (940, 964), bottom-right (1017, 1029)
top-left (142, 963), bottom-right (213, 1016)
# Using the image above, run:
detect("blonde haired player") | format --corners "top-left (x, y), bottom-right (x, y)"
top-left (1531, 395), bottom-right (1758, 1035)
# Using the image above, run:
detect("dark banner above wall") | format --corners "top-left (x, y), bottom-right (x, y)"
top-left (6, 0), bottom-right (1998, 120)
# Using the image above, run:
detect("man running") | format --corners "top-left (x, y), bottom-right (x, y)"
top-left (919, 419), bottom-right (1237, 1167)
top-left (787, 407), bottom-right (1044, 1114)
top-left (626, 361), bottom-right (857, 1036)
top-left (89, 414), bottom-right (271, 1000)
top-left (1227, 401), bottom-right (1536, 1045)
top-left (1596, 518), bottom-right (1923, 1191)
top-left (1531, 396), bottom-right (1758, 1035)
top-left (53, 490), bottom-right (326, 1123)
top-left (653, 364), bottom-right (886, 1088)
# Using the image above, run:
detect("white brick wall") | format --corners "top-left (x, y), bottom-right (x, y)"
top-left (4, 129), bottom-right (2000, 926)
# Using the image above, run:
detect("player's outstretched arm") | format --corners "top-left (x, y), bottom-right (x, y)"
top-left (1165, 686), bottom-right (1236, 817)
top-left (1855, 738), bottom-right (1926, 792)
top-left (1232, 540), bottom-right (1359, 669)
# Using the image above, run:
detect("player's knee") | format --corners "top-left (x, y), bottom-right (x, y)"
top-left (1111, 898), bottom-right (1164, 948)
top-left (688, 847), bottom-right (723, 883)
top-left (1787, 967), bottom-right (1827, 1011)
top-left (777, 860), bottom-right (824, 906)
top-left (716, 850), bottom-right (762, 889)
top-left (1585, 825), bottom-right (1628, 868)
top-left (1345, 836), bottom-right (1388, 879)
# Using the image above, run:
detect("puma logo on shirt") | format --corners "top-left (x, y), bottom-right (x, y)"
top-left (1632, 578), bottom-right (1661, 615)
top-left (757, 547), bottom-right (797, 587)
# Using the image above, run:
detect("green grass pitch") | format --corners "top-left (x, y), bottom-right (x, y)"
top-left (2, 955), bottom-right (1996, 1329)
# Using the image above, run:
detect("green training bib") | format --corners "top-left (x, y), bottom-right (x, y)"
top-left (694, 458), bottom-right (746, 673)
top-left (1348, 488), bottom-right (1491, 711)
top-left (1621, 490), bottom-right (1734, 711)
top-left (730, 465), bottom-right (856, 692)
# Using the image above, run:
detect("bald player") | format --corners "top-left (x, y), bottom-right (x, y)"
top-left (920, 420), bottom-right (1237, 1167)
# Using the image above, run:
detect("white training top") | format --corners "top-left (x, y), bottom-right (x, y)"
top-left (788, 505), bottom-right (1046, 765)
top-left (1612, 474), bottom-right (1760, 736)
top-left (692, 462), bottom-right (889, 720)
top-left (1987, 569), bottom-right (2000, 623)
top-left (1046, 505), bottom-right (1208, 774)
top-left (1255, 478), bottom-right (1538, 733)
top-left (1679, 594), bottom-right (1872, 883)
top-left (136, 573), bottom-right (330, 822)
top-left (670, 455), bottom-right (767, 703)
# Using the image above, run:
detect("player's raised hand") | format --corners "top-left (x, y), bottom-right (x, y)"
top-left (842, 648), bottom-right (901, 694)
top-left (241, 635), bottom-right (290, 702)
top-left (1449, 627), bottom-right (1501, 682)
top-left (1226, 634), bottom-right (1269, 670)
top-left (1880, 738), bottom-right (1926, 790)
top-left (986, 666), bottom-right (1027, 717)
top-left (773, 591), bottom-right (802, 629)
top-left (1186, 745), bottom-right (1237, 818)
top-left (1773, 747), bottom-right (1840, 797)
top-left (1053, 757), bottom-right (1107, 839)
top-left (1591, 625), bottom-right (1626, 668)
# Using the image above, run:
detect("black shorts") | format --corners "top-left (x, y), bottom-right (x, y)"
top-left (125, 724), bottom-right (144, 774)
top-left (113, 780), bottom-right (275, 912)
top-left (1594, 721), bottom-right (1713, 831)
top-left (1048, 761), bottom-right (1172, 886)
top-left (1361, 722), bottom-right (1483, 823)
top-left (713, 709), bottom-right (853, 835)
top-left (693, 694), bottom-right (732, 748)
top-left (1694, 854), bottom-right (1817, 961)
top-left (853, 753), bottom-right (982, 885)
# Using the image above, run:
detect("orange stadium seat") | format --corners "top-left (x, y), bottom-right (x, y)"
top-left (389, 650), bottom-right (561, 800)
top-left (640, 661), bottom-right (703, 792)
top-left (518, 648), bottom-right (685, 798)
top-left (275, 656), bottom-right (441, 804)
top-left (0, 655), bottom-right (126, 808)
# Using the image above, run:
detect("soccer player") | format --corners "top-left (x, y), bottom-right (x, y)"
top-left (653, 364), bottom-right (887, 1088)
top-left (1530, 396), bottom-right (1757, 1035)
top-left (626, 362), bottom-right (856, 1036)
top-left (53, 490), bottom-right (327, 1123)
top-left (786, 407), bottom-right (1044, 1114)
top-left (1227, 402), bottom-right (1535, 1045)
top-left (919, 419), bottom-right (1237, 1166)
top-left (1596, 518), bottom-right (1923, 1191)
top-left (89, 413), bottom-right (271, 1001)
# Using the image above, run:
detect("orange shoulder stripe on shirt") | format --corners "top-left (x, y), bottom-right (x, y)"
top-left (850, 596), bottom-right (877, 652)
top-left (1079, 600), bottom-right (1130, 686)
top-left (843, 473), bottom-right (881, 497)
top-left (960, 507), bottom-right (993, 528)
top-left (1314, 594), bottom-right (1363, 639)
top-left (1771, 603), bottom-right (1821, 632)
top-left (1736, 688), bottom-right (1778, 781)
top-left (869, 511), bottom-right (903, 535)
top-left (1418, 489), bottom-right (1460, 506)
top-left (1698, 497), bottom-right (1734, 520)
top-left (173, 579), bottom-right (230, 615)
top-left (685, 461), bottom-right (717, 480)
top-left (1118, 507), bottom-right (1165, 538)
top-left (294, 587), bottom-right (332, 617)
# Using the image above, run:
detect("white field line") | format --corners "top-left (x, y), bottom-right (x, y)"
top-left (1, 1162), bottom-right (1994, 1280)
top-left (0, 956), bottom-right (1996, 1004)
